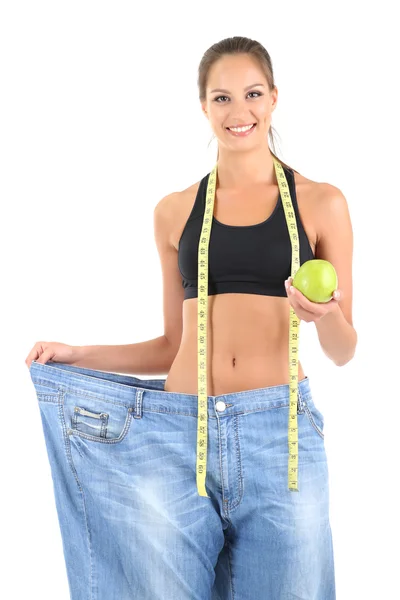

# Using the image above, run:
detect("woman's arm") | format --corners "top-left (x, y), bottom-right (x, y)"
top-left (71, 336), bottom-right (178, 374)
top-left (313, 183), bottom-right (357, 366)
top-left (315, 303), bottom-right (357, 366)
top-left (72, 192), bottom-right (185, 375)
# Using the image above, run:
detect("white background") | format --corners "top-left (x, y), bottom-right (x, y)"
top-left (1, 1), bottom-right (398, 598)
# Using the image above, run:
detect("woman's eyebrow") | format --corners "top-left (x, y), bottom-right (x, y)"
top-left (210, 83), bottom-right (265, 94)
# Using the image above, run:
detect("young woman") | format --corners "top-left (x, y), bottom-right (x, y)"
top-left (26, 36), bottom-right (356, 599)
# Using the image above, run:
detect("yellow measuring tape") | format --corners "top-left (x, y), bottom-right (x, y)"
top-left (196, 157), bottom-right (301, 497)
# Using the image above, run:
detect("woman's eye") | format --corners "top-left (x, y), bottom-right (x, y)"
top-left (213, 91), bottom-right (263, 103)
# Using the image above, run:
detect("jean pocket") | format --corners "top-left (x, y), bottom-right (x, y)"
top-left (303, 400), bottom-right (325, 439)
top-left (65, 393), bottom-right (134, 444)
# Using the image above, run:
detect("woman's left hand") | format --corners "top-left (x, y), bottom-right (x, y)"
top-left (284, 277), bottom-right (342, 323)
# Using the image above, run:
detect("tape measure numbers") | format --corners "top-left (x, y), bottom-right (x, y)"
top-left (196, 158), bottom-right (301, 497)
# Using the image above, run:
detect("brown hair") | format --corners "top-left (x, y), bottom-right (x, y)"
top-left (198, 36), bottom-right (299, 174)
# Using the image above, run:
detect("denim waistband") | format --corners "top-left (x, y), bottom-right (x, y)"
top-left (29, 360), bottom-right (313, 417)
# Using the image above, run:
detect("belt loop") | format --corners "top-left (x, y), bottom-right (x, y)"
top-left (133, 388), bottom-right (143, 419)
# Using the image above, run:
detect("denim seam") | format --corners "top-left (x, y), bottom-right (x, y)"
top-left (31, 378), bottom-right (60, 392)
top-left (33, 379), bottom-right (137, 409)
top-left (216, 411), bottom-right (228, 511)
top-left (61, 387), bottom-right (135, 409)
top-left (304, 404), bottom-right (325, 439)
top-left (222, 403), bottom-right (304, 419)
top-left (137, 403), bottom-right (297, 419)
top-left (37, 385), bottom-right (301, 416)
top-left (58, 391), bottom-right (94, 599)
top-left (227, 415), bottom-right (244, 512)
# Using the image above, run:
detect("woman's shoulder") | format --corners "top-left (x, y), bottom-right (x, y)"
top-left (292, 170), bottom-right (345, 254)
top-left (154, 179), bottom-right (203, 251)
top-left (155, 179), bottom-right (202, 220)
top-left (293, 170), bottom-right (342, 208)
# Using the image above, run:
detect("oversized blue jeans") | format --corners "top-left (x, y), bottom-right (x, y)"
top-left (29, 360), bottom-right (335, 599)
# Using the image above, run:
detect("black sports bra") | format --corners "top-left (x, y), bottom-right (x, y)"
top-left (178, 165), bottom-right (315, 300)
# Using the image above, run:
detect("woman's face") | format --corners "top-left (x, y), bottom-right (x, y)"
top-left (202, 53), bottom-right (277, 153)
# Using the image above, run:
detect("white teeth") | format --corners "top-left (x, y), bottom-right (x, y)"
top-left (228, 124), bottom-right (254, 132)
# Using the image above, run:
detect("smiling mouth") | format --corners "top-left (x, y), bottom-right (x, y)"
top-left (225, 123), bottom-right (257, 137)
top-left (226, 123), bottom-right (256, 132)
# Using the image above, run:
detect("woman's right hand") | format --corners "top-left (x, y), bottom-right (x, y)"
top-left (25, 341), bottom-right (81, 370)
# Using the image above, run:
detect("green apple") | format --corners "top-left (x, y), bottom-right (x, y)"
top-left (292, 259), bottom-right (338, 303)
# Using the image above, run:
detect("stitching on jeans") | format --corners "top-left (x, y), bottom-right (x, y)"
top-left (131, 403), bottom-right (296, 419)
top-left (61, 387), bottom-right (133, 409)
top-left (228, 415), bottom-right (244, 512)
top-left (33, 379), bottom-right (135, 409)
top-left (135, 388), bottom-right (143, 419)
top-left (216, 411), bottom-right (228, 511)
top-left (36, 383), bottom-right (301, 417)
top-left (31, 378), bottom-right (59, 392)
top-left (304, 404), bottom-right (325, 438)
top-left (58, 391), bottom-right (94, 599)
top-left (72, 409), bottom-right (109, 438)
top-left (69, 409), bottom-right (134, 444)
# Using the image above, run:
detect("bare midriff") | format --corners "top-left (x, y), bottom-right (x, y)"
top-left (163, 171), bottom-right (318, 396)
top-left (164, 293), bottom-right (307, 396)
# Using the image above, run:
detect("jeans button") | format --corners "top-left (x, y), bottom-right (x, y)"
top-left (215, 401), bottom-right (226, 412)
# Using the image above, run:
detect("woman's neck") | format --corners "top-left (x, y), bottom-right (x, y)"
top-left (216, 144), bottom-right (276, 189)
